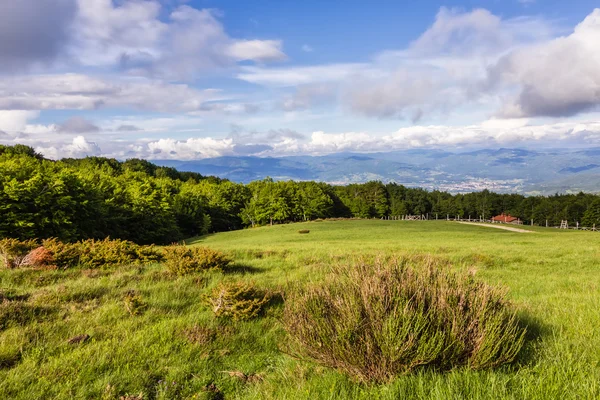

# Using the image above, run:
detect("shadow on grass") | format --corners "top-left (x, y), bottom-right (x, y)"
top-left (223, 263), bottom-right (263, 275)
top-left (184, 233), bottom-right (217, 245)
top-left (513, 311), bottom-right (553, 367)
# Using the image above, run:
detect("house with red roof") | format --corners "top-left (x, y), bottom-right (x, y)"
top-left (491, 213), bottom-right (520, 224)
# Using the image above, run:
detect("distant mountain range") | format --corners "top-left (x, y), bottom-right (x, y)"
top-left (154, 148), bottom-right (600, 194)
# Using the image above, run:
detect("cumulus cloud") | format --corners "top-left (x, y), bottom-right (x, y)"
top-left (72, 2), bottom-right (286, 79)
top-left (35, 136), bottom-right (101, 159)
top-left (0, 0), bottom-right (285, 80)
top-left (237, 7), bottom-right (562, 120)
top-left (147, 137), bottom-right (235, 159)
top-left (491, 9), bottom-right (600, 118)
top-left (57, 117), bottom-right (100, 134)
top-left (0, 0), bottom-right (76, 72)
top-left (22, 116), bottom-right (600, 160)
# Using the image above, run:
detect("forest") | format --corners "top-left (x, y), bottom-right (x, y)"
top-left (1, 144), bottom-right (600, 244)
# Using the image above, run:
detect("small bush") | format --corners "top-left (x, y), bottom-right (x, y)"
top-left (163, 246), bottom-right (231, 275)
top-left (123, 290), bottom-right (147, 316)
top-left (283, 255), bottom-right (527, 383)
top-left (205, 282), bottom-right (271, 320)
top-left (0, 239), bottom-right (38, 269)
top-left (298, 230), bottom-right (310, 234)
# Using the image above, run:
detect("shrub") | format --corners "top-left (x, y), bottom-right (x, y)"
top-left (0, 239), bottom-right (38, 269)
top-left (40, 238), bottom-right (163, 269)
top-left (77, 238), bottom-right (162, 268)
top-left (163, 246), bottom-right (231, 275)
top-left (123, 290), bottom-right (147, 316)
top-left (205, 282), bottom-right (271, 320)
top-left (41, 239), bottom-right (81, 269)
top-left (22, 247), bottom-right (55, 269)
top-left (298, 230), bottom-right (310, 234)
top-left (283, 255), bottom-right (527, 383)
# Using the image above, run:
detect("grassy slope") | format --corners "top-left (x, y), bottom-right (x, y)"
top-left (1, 221), bottom-right (599, 399)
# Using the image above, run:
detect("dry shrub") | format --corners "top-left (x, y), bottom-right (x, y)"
top-left (298, 230), bottom-right (310, 234)
top-left (22, 247), bottom-right (55, 269)
top-left (206, 282), bottom-right (270, 320)
top-left (283, 255), bottom-right (527, 383)
top-left (163, 246), bottom-right (231, 275)
top-left (0, 239), bottom-right (38, 269)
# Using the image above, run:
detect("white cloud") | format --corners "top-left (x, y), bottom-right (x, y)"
top-left (0, 74), bottom-right (226, 113)
top-left (237, 63), bottom-right (370, 87)
top-left (301, 44), bottom-right (313, 52)
top-left (146, 137), bottom-right (235, 159)
top-left (24, 117), bottom-right (600, 160)
top-left (0, 111), bottom-right (41, 132)
top-left (237, 7), bottom-right (561, 120)
top-left (35, 136), bottom-right (101, 159)
top-left (71, 2), bottom-right (286, 79)
top-left (226, 40), bottom-right (286, 62)
top-left (491, 9), bottom-right (600, 118)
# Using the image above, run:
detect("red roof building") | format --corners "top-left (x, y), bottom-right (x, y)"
top-left (491, 213), bottom-right (519, 223)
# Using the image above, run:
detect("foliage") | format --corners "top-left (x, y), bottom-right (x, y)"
top-left (582, 198), bottom-right (600, 227)
top-left (0, 239), bottom-right (39, 269)
top-left (40, 238), bottom-right (162, 269)
top-left (163, 246), bottom-right (232, 275)
top-left (76, 238), bottom-right (163, 268)
top-left (2, 145), bottom-right (600, 245)
top-left (41, 238), bottom-right (82, 268)
top-left (283, 255), bottom-right (527, 382)
top-left (205, 282), bottom-right (271, 320)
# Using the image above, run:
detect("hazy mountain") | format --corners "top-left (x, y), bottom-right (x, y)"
top-left (154, 148), bottom-right (600, 194)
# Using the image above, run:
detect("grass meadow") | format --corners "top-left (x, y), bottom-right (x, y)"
top-left (1, 220), bottom-right (599, 399)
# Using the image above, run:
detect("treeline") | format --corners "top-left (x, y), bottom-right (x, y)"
top-left (1, 144), bottom-right (600, 244)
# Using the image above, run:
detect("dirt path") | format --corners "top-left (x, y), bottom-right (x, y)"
top-left (457, 222), bottom-right (535, 233)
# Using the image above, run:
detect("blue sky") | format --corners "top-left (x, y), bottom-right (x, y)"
top-left (1, 0), bottom-right (600, 159)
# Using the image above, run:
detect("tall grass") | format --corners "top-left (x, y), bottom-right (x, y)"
top-left (283, 255), bottom-right (526, 382)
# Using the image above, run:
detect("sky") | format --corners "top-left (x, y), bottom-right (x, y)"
top-left (0, 0), bottom-right (599, 160)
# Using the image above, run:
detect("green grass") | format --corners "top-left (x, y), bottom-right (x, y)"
top-left (1, 220), bottom-right (599, 399)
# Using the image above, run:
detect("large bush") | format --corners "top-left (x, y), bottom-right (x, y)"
top-left (163, 245), bottom-right (231, 275)
top-left (41, 238), bottom-right (163, 269)
top-left (283, 255), bottom-right (527, 383)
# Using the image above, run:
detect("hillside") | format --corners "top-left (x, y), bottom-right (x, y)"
top-left (1, 221), bottom-right (599, 399)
